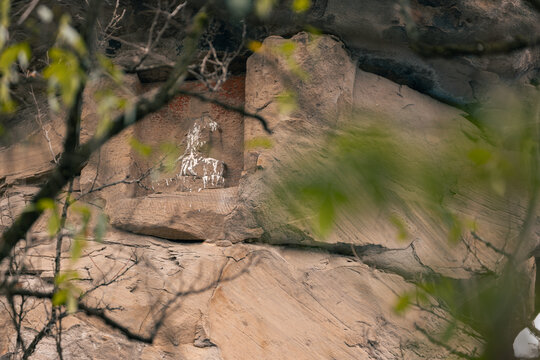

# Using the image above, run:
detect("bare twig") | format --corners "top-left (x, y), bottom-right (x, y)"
top-left (3, 252), bottom-right (255, 344)
top-left (22, 310), bottom-right (69, 360)
top-left (470, 231), bottom-right (511, 258)
top-left (131, 1), bottom-right (187, 70)
top-left (0, 4), bottom-right (209, 264)
top-left (81, 252), bottom-right (139, 297)
top-left (98, 0), bottom-right (126, 46)
top-left (30, 86), bottom-right (58, 164)
top-left (16, 0), bottom-right (40, 26)
top-left (414, 323), bottom-right (480, 360)
top-left (188, 21), bottom-right (247, 91)
top-left (78, 170), bottom-right (152, 197)
top-left (177, 89), bottom-right (271, 133)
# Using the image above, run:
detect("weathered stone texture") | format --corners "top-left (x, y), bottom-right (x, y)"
top-left (0, 230), bottom-right (477, 359)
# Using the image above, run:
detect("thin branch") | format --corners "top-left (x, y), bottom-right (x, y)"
top-left (16, 0), bottom-right (40, 26)
top-left (132, 1), bottom-right (187, 70)
top-left (55, 314), bottom-right (64, 360)
top-left (188, 21), bottom-right (246, 92)
top-left (98, 0), bottom-right (126, 45)
top-left (22, 310), bottom-right (69, 360)
top-left (4, 252), bottom-right (255, 344)
top-left (414, 323), bottom-right (480, 360)
top-left (470, 231), bottom-right (511, 258)
top-left (177, 89), bottom-right (271, 133)
top-left (7, 294), bottom-right (27, 354)
top-left (30, 85), bottom-right (58, 165)
top-left (0, 5), bottom-right (209, 264)
top-left (81, 253), bottom-right (138, 297)
top-left (78, 171), bottom-right (152, 197)
top-left (54, 181), bottom-right (73, 277)
top-left (461, 236), bottom-right (496, 275)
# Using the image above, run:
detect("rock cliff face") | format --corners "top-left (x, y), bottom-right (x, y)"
top-left (239, 33), bottom-right (534, 281)
top-left (108, 0), bottom-right (540, 105)
top-left (0, 2), bottom-right (539, 359)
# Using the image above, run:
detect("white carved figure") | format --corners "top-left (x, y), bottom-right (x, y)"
top-left (152, 114), bottom-right (226, 192)
top-left (177, 114), bottom-right (225, 190)
top-left (514, 313), bottom-right (540, 359)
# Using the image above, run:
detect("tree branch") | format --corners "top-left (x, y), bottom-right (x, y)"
top-left (131, 1), bottom-right (187, 71)
top-left (0, 6), bottom-right (209, 264)
top-left (3, 251), bottom-right (256, 344)
top-left (414, 323), bottom-right (480, 360)
top-left (177, 89), bottom-right (272, 133)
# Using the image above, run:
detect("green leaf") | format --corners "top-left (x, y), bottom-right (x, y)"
top-left (52, 289), bottom-right (68, 306)
top-left (37, 198), bottom-right (60, 236)
top-left (226, 0), bottom-right (252, 17)
top-left (37, 198), bottom-right (56, 210)
top-left (279, 41), bottom-right (296, 57)
top-left (36, 5), bottom-right (53, 23)
top-left (292, 0), bottom-right (311, 13)
top-left (0, 0), bottom-right (9, 29)
top-left (71, 236), bottom-right (85, 261)
top-left (390, 214), bottom-right (408, 241)
top-left (43, 47), bottom-right (84, 108)
top-left (490, 175), bottom-right (506, 196)
top-left (93, 212), bottom-right (108, 243)
top-left (54, 272), bottom-right (68, 285)
top-left (247, 40), bottom-right (263, 53)
top-left (304, 25), bottom-right (322, 35)
top-left (441, 320), bottom-right (457, 343)
top-left (72, 203), bottom-right (91, 225)
top-left (245, 136), bottom-right (273, 150)
top-left (440, 211), bottom-right (462, 244)
top-left (318, 195), bottom-right (335, 235)
top-left (255, 0), bottom-right (276, 18)
top-left (414, 289), bottom-right (430, 306)
top-left (124, 102), bottom-right (137, 126)
top-left (66, 293), bottom-right (78, 313)
top-left (0, 43), bottom-right (31, 71)
top-left (0, 43), bottom-right (31, 112)
top-left (467, 148), bottom-right (491, 165)
top-left (394, 294), bottom-right (410, 315)
top-left (47, 213), bottom-right (60, 237)
top-left (58, 15), bottom-right (86, 55)
top-left (98, 54), bottom-right (124, 83)
top-left (129, 137), bottom-right (152, 157)
top-left (276, 90), bottom-right (297, 115)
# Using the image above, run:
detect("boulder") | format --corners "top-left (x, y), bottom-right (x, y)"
top-left (107, 188), bottom-right (238, 240)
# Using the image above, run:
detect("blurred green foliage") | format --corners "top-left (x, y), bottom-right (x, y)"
top-left (272, 85), bottom-right (538, 358)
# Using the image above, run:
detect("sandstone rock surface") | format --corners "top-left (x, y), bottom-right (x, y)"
top-left (239, 32), bottom-right (536, 283)
top-left (0, 230), bottom-right (477, 360)
top-left (107, 188), bottom-right (238, 240)
top-left (260, 0), bottom-right (540, 104)
top-left (0, 8), bottom-right (536, 356)
top-left (106, 0), bottom-right (539, 104)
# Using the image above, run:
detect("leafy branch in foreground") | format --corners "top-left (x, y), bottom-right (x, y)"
top-left (273, 86), bottom-right (539, 359)
top-left (0, 3), bottom-right (271, 265)
top-left (0, 1), bottom-right (272, 357)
